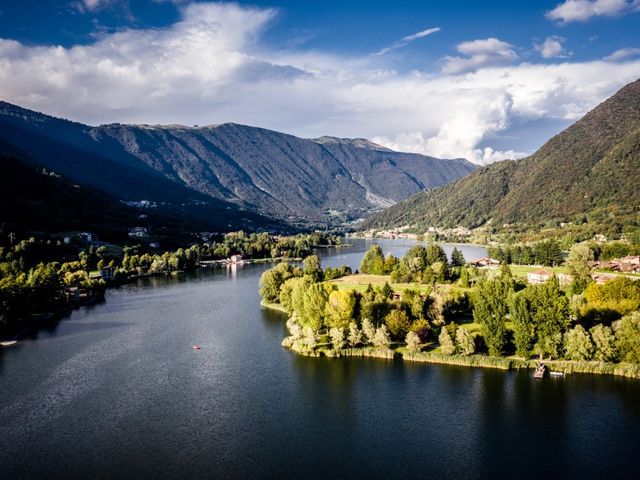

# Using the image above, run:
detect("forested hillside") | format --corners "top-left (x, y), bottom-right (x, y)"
top-left (363, 79), bottom-right (640, 231)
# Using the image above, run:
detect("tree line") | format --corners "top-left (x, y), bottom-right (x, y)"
top-left (262, 243), bottom-right (640, 365)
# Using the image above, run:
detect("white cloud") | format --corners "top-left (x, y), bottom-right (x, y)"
top-left (1, 2), bottom-right (640, 166)
top-left (546, 0), bottom-right (640, 23)
top-left (441, 38), bottom-right (518, 75)
top-left (373, 27), bottom-right (441, 56)
top-left (534, 36), bottom-right (570, 58)
top-left (72, 0), bottom-right (113, 13)
top-left (605, 47), bottom-right (640, 61)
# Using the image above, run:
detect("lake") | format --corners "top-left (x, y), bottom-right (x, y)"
top-left (1, 239), bottom-right (639, 479)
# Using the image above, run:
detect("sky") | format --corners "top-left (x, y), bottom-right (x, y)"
top-left (0, 0), bottom-right (639, 164)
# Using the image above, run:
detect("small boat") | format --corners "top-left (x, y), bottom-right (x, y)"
top-left (192, 344), bottom-right (201, 351)
top-left (0, 340), bottom-right (18, 347)
top-left (550, 371), bottom-right (565, 377)
top-left (534, 363), bottom-right (547, 379)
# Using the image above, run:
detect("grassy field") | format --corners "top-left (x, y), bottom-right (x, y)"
top-left (499, 264), bottom-right (569, 278)
top-left (329, 274), bottom-right (469, 294)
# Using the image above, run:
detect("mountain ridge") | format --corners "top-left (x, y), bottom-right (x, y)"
top-left (0, 101), bottom-right (477, 227)
top-left (362, 78), bottom-right (640, 231)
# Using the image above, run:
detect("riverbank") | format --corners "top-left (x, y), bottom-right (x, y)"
top-left (264, 303), bottom-right (640, 379)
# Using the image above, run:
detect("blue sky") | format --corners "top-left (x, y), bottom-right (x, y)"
top-left (1, 0), bottom-right (639, 163)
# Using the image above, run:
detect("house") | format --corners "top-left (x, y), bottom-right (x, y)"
top-left (619, 256), bottom-right (640, 273)
top-left (527, 269), bottom-right (552, 284)
top-left (471, 257), bottom-right (500, 268)
top-left (128, 227), bottom-right (149, 238)
top-left (149, 242), bottom-right (160, 249)
top-left (230, 254), bottom-right (244, 264)
top-left (591, 272), bottom-right (617, 285)
top-left (100, 266), bottom-right (116, 281)
top-left (557, 273), bottom-right (574, 285)
top-left (79, 232), bottom-right (98, 245)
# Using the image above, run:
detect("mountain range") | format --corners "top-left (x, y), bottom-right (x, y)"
top-left (0, 101), bottom-right (475, 231)
top-left (363, 78), bottom-right (640, 232)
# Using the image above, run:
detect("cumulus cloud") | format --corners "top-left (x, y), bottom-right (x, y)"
top-left (534, 36), bottom-right (570, 58)
top-left (605, 47), bottom-right (640, 61)
top-left (1, 2), bottom-right (640, 166)
top-left (441, 38), bottom-right (518, 75)
top-left (373, 27), bottom-right (441, 56)
top-left (546, 0), bottom-right (640, 23)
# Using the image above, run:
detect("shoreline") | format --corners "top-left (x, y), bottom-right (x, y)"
top-left (261, 303), bottom-right (640, 380)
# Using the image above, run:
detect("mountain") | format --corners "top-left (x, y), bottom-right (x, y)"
top-left (0, 150), bottom-right (279, 244)
top-left (363, 78), bottom-right (640, 231)
top-left (0, 102), bottom-right (476, 228)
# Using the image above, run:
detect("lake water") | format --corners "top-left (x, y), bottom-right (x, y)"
top-left (1, 239), bottom-right (639, 479)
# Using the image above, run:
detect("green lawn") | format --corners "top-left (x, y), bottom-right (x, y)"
top-left (493, 264), bottom-right (569, 279)
top-left (329, 274), bottom-right (471, 295)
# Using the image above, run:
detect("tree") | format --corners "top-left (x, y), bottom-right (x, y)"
top-left (511, 293), bottom-right (534, 357)
top-left (500, 262), bottom-right (515, 291)
top-left (439, 327), bottom-right (456, 355)
top-left (459, 267), bottom-right (470, 288)
top-left (583, 277), bottom-right (640, 320)
top-left (258, 269), bottom-right (283, 302)
top-left (300, 283), bottom-right (332, 331)
top-left (384, 309), bottom-right (411, 340)
top-left (523, 276), bottom-right (570, 359)
top-left (534, 239), bottom-right (563, 266)
top-left (473, 278), bottom-right (512, 356)
top-left (566, 244), bottom-right (594, 293)
top-left (410, 318), bottom-right (431, 342)
top-left (381, 282), bottom-right (393, 299)
top-left (455, 327), bottom-right (475, 356)
top-left (329, 327), bottom-right (346, 351)
top-left (361, 318), bottom-right (376, 345)
top-left (372, 325), bottom-right (391, 348)
top-left (360, 245), bottom-right (386, 274)
top-left (347, 322), bottom-right (363, 347)
top-left (325, 290), bottom-right (357, 330)
top-left (279, 277), bottom-right (311, 313)
top-left (589, 324), bottom-right (616, 362)
top-left (302, 255), bottom-right (323, 281)
top-left (405, 331), bottom-right (422, 353)
top-left (302, 326), bottom-right (317, 348)
top-left (426, 244), bottom-right (447, 266)
top-left (450, 247), bottom-right (466, 267)
top-left (564, 325), bottom-right (594, 361)
top-left (613, 312), bottom-right (640, 363)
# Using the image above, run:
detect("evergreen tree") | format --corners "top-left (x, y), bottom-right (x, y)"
top-left (450, 247), bottom-right (466, 267)
top-left (405, 331), bottom-right (422, 352)
top-left (455, 327), bottom-right (475, 356)
top-left (439, 327), bottom-right (456, 355)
